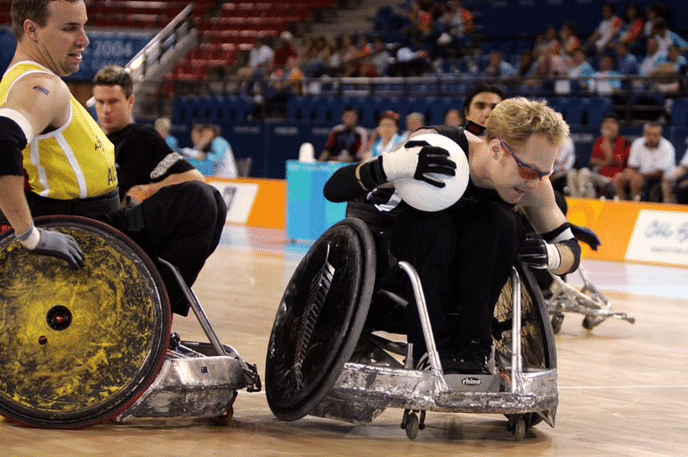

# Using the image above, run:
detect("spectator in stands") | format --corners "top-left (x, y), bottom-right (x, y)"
top-left (613, 121), bottom-right (675, 201)
top-left (326, 35), bottom-right (344, 76)
top-left (236, 36), bottom-right (275, 82)
top-left (590, 52), bottom-right (622, 96)
top-left (364, 110), bottom-right (404, 161)
top-left (370, 35), bottom-right (392, 77)
top-left (273, 31), bottom-right (298, 70)
top-left (555, 48), bottom-right (595, 95)
top-left (638, 36), bottom-right (668, 79)
top-left (559, 20), bottom-right (582, 61)
top-left (584, 3), bottom-right (623, 54)
top-left (616, 41), bottom-right (640, 76)
top-left (356, 34), bottom-right (380, 77)
top-left (318, 106), bottom-right (369, 162)
top-left (651, 17), bottom-right (688, 55)
top-left (402, 111), bottom-right (425, 140)
top-left (340, 33), bottom-right (360, 77)
top-left (184, 124), bottom-right (238, 179)
top-left (436, 0), bottom-right (474, 47)
top-left (616, 3), bottom-right (645, 52)
top-left (550, 136), bottom-right (576, 195)
top-left (653, 44), bottom-right (687, 94)
top-left (462, 83), bottom-right (504, 128)
top-left (661, 147), bottom-right (688, 204)
top-left (568, 112), bottom-right (630, 198)
top-left (483, 50), bottom-right (516, 78)
top-left (268, 55), bottom-right (304, 101)
top-left (154, 116), bottom-right (179, 151)
top-left (443, 108), bottom-right (463, 128)
top-left (404, 0), bottom-right (434, 46)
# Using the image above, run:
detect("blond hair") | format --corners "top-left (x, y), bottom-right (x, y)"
top-left (486, 97), bottom-right (569, 150)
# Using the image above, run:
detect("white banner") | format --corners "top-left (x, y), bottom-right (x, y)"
top-left (626, 209), bottom-right (688, 267)
top-left (211, 182), bottom-right (259, 225)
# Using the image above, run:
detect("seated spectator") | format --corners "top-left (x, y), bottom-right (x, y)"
top-left (183, 124), bottom-right (238, 179)
top-left (662, 147), bottom-right (688, 204)
top-left (236, 37), bottom-right (275, 82)
top-left (652, 17), bottom-right (688, 55)
top-left (613, 121), bottom-right (675, 201)
top-left (616, 3), bottom-right (645, 51)
top-left (616, 41), bottom-right (640, 76)
top-left (483, 50), bottom-right (516, 78)
top-left (559, 20), bottom-right (582, 61)
top-left (268, 55), bottom-right (304, 101)
top-left (590, 52), bottom-right (622, 96)
top-left (653, 44), bottom-right (687, 94)
top-left (318, 106), bottom-right (369, 162)
top-left (551, 136), bottom-right (576, 195)
top-left (401, 111), bottom-right (425, 140)
top-left (364, 110), bottom-right (404, 161)
top-left (639, 36), bottom-right (668, 78)
top-left (443, 108), bottom-right (463, 127)
top-left (555, 48), bottom-right (595, 94)
top-left (568, 113), bottom-right (630, 198)
top-left (584, 3), bottom-right (623, 54)
top-left (273, 31), bottom-right (298, 70)
top-left (370, 35), bottom-right (393, 77)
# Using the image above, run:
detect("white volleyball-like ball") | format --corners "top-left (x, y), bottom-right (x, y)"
top-left (393, 133), bottom-right (470, 212)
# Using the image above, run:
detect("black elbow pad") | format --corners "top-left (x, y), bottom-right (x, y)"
top-left (0, 116), bottom-right (28, 177)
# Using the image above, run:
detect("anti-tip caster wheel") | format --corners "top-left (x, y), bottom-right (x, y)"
top-left (508, 416), bottom-right (526, 441)
top-left (403, 411), bottom-right (420, 440)
top-left (551, 313), bottom-right (564, 334)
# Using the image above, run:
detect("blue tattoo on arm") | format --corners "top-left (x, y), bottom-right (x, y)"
top-left (33, 85), bottom-right (50, 95)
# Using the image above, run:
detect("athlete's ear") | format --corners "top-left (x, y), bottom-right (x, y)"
top-left (24, 20), bottom-right (39, 41)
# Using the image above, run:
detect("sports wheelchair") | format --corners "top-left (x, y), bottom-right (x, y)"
top-left (0, 216), bottom-right (260, 429)
top-left (536, 226), bottom-right (635, 334)
top-left (265, 206), bottom-right (558, 441)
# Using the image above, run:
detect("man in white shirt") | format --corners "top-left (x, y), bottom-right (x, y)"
top-left (613, 122), bottom-right (675, 200)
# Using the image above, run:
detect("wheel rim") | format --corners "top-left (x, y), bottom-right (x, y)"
top-left (0, 216), bottom-right (171, 428)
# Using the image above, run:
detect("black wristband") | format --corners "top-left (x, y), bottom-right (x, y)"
top-left (358, 157), bottom-right (388, 190)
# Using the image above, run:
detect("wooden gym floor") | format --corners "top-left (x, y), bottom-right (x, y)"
top-left (1, 226), bottom-right (686, 457)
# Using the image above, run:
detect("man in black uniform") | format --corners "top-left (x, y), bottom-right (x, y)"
top-left (324, 97), bottom-right (581, 374)
top-left (92, 65), bottom-right (227, 316)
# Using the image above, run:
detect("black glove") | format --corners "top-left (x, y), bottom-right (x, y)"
top-left (27, 228), bottom-right (85, 269)
top-left (382, 140), bottom-right (456, 188)
top-left (519, 232), bottom-right (553, 270)
top-left (571, 225), bottom-right (601, 251)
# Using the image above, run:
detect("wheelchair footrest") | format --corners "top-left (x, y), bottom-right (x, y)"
top-left (115, 342), bottom-right (256, 423)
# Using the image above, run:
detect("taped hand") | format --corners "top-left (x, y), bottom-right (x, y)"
top-left (381, 140), bottom-right (456, 188)
top-left (518, 232), bottom-right (561, 271)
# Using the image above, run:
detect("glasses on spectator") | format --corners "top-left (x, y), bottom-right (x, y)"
top-left (498, 138), bottom-right (553, 181)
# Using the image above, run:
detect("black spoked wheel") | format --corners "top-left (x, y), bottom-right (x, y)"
top-left (493, 262), bottom-right (557, 428)
top-left (265, 218), bottom-right (376, 421)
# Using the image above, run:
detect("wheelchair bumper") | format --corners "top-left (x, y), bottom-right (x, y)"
top-left (310, 362), bottom-right (558, 427)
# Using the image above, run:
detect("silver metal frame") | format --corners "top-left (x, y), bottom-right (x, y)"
top-left (546, 266), bottom-right (635, 331)
top-left (310, 264), bottom-right (558, 431)
top-left (116, 259), bottom-right (260, 424)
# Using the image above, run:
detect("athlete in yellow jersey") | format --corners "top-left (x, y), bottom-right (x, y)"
top-left (1, 62), bottom-right (117, 200)
top-left (0, 0), bottom-right (100, 268)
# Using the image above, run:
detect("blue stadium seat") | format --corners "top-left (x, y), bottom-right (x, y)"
top-left (563, 97), bottom-right (590, 126)
top-left (671, 98), bottom-right (688, 127)
top-left (586, 97), bottom-right (615, 127)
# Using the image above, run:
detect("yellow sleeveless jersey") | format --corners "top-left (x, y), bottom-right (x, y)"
top-left (0, 61), bottom-right (117, 200)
